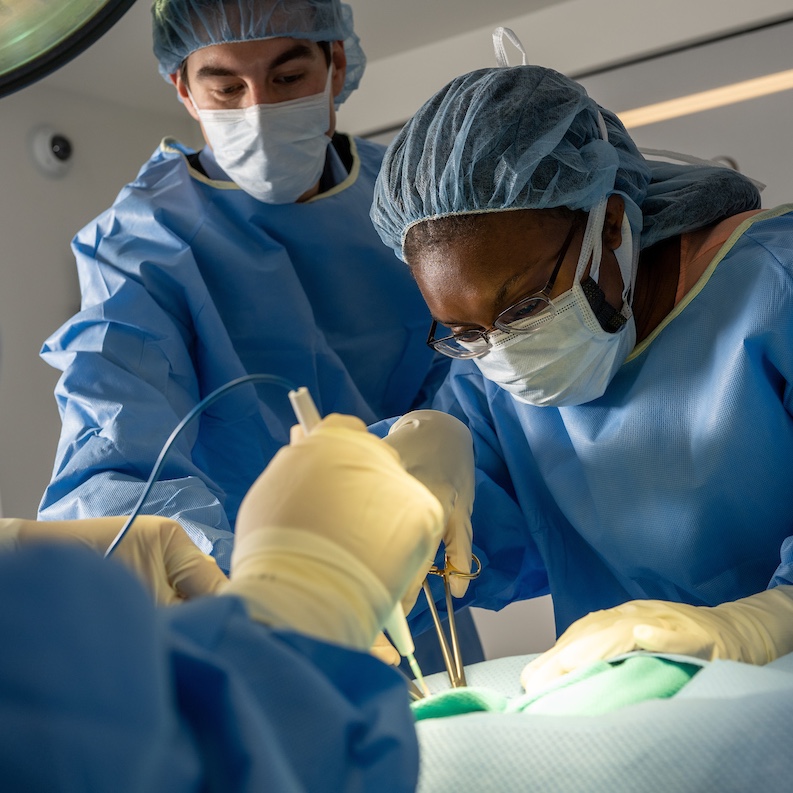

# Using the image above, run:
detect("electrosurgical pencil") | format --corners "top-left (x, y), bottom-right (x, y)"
top-left (382, 605), bottom-right (431, 697)
top-left (288, 387), bottom-right (430, 698)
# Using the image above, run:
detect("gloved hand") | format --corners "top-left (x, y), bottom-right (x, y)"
top-left (0, 515), bottom-right (228, 605)
top-left (221, 414), bottom-right (445, 651)
top-left (382, 410), bottom-right (475, 600)
top-left (370, 631), bottom-right (401, 666)
top-left (520, 586), bottom-right (793, 696)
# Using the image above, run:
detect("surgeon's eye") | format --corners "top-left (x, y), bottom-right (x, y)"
top-left (454, 329), bottom-right (487, 343)
top-left (499, 296), bottom-right (551, 325)
top-left (273, 71), bottom-right (306, 86)
top-left (209, 83), bottom-right (245, 101)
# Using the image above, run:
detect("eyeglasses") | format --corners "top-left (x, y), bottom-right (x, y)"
top-left (426, 222), bottom-right (578, 360)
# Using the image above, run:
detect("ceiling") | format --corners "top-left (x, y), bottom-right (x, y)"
top-left (37, 0), bottom-right (566, 117)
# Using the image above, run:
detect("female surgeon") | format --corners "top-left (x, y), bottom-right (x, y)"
top-left (369, 62), bottom-right (793, 693)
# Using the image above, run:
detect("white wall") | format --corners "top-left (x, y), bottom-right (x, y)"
top-left (578, 20), bottom-right (793, 210)
top-left (0, 84), bottom-right (198, 518)
top-left (337, 0), bottom-right (793, 136)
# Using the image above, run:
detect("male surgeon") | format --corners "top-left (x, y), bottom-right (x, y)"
top-left (37, 0), bottom-right (448, 577)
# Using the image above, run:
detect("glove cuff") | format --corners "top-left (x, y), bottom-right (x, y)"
top-left (710, 585), bottom-right (793, 664)
top-left (224, 528), bottom-right (394, 651)
top-left (0, 518), bottom-right (25, 552)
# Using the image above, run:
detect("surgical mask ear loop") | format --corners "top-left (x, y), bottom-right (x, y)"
top-left (579, 111), bottom-right (611, 285)
top-left (185, 86), bottom-right (200, 114)
top-left (492, 26), bottom-right (527, 67)
top-left (592, 110), bottom-right (639, 307)
top-left (577, 196), bottom-right (608, 284)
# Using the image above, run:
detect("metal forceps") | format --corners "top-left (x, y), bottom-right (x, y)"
top-left (422, 553), bottom-right (482, 689)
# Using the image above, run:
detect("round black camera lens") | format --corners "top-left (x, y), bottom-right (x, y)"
top-left (51, 135), bottom-right (72, 161)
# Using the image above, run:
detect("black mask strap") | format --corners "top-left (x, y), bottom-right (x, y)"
top-left (581, 277), bottom-right (628, 333)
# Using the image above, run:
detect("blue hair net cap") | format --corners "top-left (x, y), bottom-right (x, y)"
top-left (371, 65), bottom-right (651, 257)
top-left (152, 0), bottom-right (365, 104)
top-left (371, 64), bottom-right (762, 258)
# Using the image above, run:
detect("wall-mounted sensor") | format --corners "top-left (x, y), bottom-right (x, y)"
top-left (29, 125), bottom-right (73, 177)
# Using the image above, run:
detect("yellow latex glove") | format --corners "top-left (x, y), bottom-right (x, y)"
top-left (0, 515), bottom-right (228, 605)
top-left (222, 414), bottom-right (445, 652)
top-left (521, 586), bottom-right (793, 696)
top-left (370, 631), bottom-right (401, 666)
top-left (383, 410), bottom-right (475, 602)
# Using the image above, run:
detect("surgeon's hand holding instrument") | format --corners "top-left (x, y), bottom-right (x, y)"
top-left (380, 410), bottom-right (477, 693)
top-left (520, 586), bottom-right (793, 696)
top-left (98, 374), bottom-right (444, 695)
top-left (382, 410), bottom-right (476, 604)
top-left (219, 394), bottom-right (445, 673)
top-left (287, 388), bottom-right (431, 697)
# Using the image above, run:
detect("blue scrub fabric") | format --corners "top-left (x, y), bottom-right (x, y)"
top-left (39, 135), bottom-right (444, 570)
top-left (403, 205), bottom-right (793, 636)
top-left (0, 544), bottom-right (418, 793)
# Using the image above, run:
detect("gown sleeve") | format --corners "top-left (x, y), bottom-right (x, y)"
top-left (38, 201), bottom-right (251, 571)
top-left (0, 544), bottom-right (419, 792)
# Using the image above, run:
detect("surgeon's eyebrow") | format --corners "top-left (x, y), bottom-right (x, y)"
top-left (194, 64), bottom-right (238, 79)
top-left (266, 42), bottom-right (317, 70)
top-left (193, 43), bottom-right (317, 80)
top-left (432, 267), bottom-right (546, 328)
top-left (490, 249), bottom-right (561, 313)
top-left (493, 271), bottom-right (528, 309)
top-left (432, 271), bottom-right (535, 327)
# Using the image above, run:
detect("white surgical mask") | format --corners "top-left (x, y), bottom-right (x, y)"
top-left (474, 196), bottom-right (639, 407)
top-left (190, 68), bottom-right (333, 204)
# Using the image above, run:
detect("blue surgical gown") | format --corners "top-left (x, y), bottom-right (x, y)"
top-left (39, 135), bottom-right (444, 569)
top-left (415, 206), bottom-right (793, 636)
top-left (0, 544), bottom-right (418, 792)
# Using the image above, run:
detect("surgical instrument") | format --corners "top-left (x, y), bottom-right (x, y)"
top-left (288, 387), bottom-right (431, 698)
top-left (422, 553), bottom-right (482, 688)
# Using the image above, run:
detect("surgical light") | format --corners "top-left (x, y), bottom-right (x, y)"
top-left (0, 0), bottom-right (136, 98)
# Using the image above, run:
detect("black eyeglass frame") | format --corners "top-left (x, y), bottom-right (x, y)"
top-left (426, 222), bottom-right (579, 360)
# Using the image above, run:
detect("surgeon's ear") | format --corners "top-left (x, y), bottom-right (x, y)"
top-left (602, 194), bottom-right (625, 251)
top-left (170, 67), bottom-right (200, 122)
top-left (330, 41), bottom-right (347, 100)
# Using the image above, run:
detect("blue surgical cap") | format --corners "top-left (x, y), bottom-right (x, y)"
top-left (371, 65), bottom-right (761, 257)
top-left (152, 0), bottom-right (365, 104)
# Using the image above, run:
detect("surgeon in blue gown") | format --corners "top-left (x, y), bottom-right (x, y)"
top-left (1, 413), bottom-right (443, 792)
top-left (369, 62), bottom-right (793, 689)
top-left (37, 0), bottom-right (448, 572)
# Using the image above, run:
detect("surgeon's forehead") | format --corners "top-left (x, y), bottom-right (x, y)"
top-left (412, 208), bottom-right (580, 312)
top-left (405, 209), bottom-right (569, 265)
top-left (186, 36), bottom-right (321, 76)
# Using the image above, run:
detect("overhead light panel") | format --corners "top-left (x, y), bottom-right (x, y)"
top-left (617, 68), bottom-right (793, 129)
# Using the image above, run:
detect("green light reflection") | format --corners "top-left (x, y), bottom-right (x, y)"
top-left (0, 0), bottom-right (110, 76)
